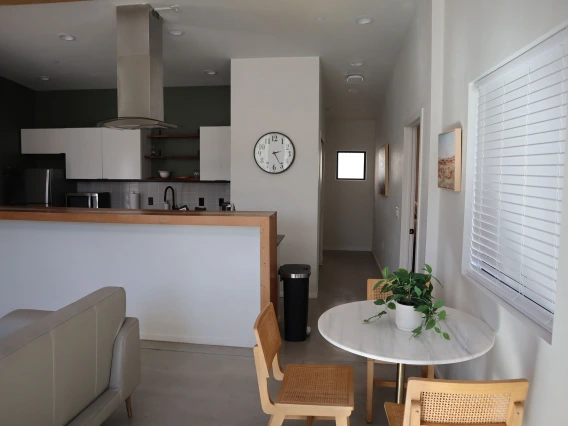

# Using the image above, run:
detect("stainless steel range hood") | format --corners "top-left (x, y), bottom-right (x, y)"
top-left (98, 5), bottom-right (177, 130)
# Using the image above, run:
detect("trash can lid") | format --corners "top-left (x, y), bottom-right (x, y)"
top-left (278, 264), bottom-right (311, 279)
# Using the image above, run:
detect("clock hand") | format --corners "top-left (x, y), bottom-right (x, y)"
top-left (272, 152), bottom-right (282, 165)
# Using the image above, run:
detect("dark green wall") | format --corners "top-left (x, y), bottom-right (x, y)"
top-left (0, 77), bottom-right (35, 204)
top-left (34, 85), bottom-right (231, 177)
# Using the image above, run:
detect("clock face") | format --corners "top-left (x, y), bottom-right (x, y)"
top-left (254, 132), bottom-right (295, 174)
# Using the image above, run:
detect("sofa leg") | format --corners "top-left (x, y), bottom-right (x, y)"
top-left (125, 396), bottom-right (133, 418)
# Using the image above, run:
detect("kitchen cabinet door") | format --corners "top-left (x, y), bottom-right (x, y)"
top-left (21, 129), bottom-right (66, 154)
top-left (102, 129), bottom-right (147, 179)
top-left (200, 127), bottom-right (230, 181)
top-left (62, 128), bottom-right (103, 179)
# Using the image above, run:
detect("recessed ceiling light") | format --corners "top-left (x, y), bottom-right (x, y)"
top-left (204, 70), bottom-right (217, 75)
top-left (349, 89), bottom-right (359, 93)
top-left (351, 60), bottom-right (365, 67)
top-left (315, 17), bottom-right (325, 22)
top-left (38, 76), bottom-right (50, 81)
top-left (346, 74), bottom-right (364, 83)
top-left (58, 33), bottom-right (76, 41)
top-left (168, 28), bottom-right (184, 36)
top-left (356, 16), bottom-right (373, 25)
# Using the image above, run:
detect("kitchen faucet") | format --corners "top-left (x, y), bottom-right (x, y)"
top-left (164, 186), bottom-right (177, 210)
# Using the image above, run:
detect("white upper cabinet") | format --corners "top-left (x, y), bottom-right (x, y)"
top-left (21, 128), bottom-right (149, 180)
top-left (102, 129), bottom-right (149, 180)
top-left (63, 128), bottom-right (103, 179)
top-left (21, 129), bottom-right (66, 154)
top-left (200, 126), bottom-right (231, 181)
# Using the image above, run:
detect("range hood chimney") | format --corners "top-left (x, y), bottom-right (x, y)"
top-left (98, 5), bottom-right (177, 130)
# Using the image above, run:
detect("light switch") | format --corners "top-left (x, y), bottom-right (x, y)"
top-left (395, 207), bottom-right (399, 218)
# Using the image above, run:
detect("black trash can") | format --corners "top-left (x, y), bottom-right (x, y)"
top-left (279, 264), bottom-right (311, 342)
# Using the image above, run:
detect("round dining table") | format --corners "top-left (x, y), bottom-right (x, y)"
top-left (318, 300), bottom-right (496, 404)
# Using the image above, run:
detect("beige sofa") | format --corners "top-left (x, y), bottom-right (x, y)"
top-left (0, 287), bottom-right (141, 426)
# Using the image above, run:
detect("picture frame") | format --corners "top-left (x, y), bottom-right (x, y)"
top-left (378, 144), bottom-right (389, 196)
top-left (438, 129), bottom-right (462, 191)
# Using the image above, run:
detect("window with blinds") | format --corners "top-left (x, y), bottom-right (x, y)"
top-left (464, 26), bottom-right (567, 332)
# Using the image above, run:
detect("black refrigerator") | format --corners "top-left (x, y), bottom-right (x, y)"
top-left (4, 168), bottom-right (74, 207)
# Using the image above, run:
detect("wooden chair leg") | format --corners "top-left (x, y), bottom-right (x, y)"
top-left (268, 414), bottom-right (285, 426)
top-left (335, 417), bottom-right (349, 426)
top-left (306, 416), bottom-right (314, 426)
top-left (421, 365), bottom-right (435, 379)
top-left (366, 358), bottom-right (374, 423)
top-left (125, 396), bottom-right (133, 418)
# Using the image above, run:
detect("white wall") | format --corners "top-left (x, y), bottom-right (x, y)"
top-left (377, 1), bottom-right (568, 424)
top-left (231, 57), bottom-right (321, 296)
top-left (436, 2), bottom-right (568, 425)
top-left (0, 221), bottom-right (260, 347)
top-left (324, 120), bottom-right (376, 251)
top-left (373, 0), bottom-right (433, 271)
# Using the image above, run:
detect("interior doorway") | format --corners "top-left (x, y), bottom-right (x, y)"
top-left (410, 125), bottom-right (420, 272)
top-left (400, 114), bottom-right (424, 272)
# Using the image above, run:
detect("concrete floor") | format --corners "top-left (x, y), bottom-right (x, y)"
top-left (104, 251), bottom-right (420, 426)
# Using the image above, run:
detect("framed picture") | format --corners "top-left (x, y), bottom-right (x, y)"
top-left (438, 129), bottom-right (462, 191)
top-left (378, 144), bottom-right (389, 196)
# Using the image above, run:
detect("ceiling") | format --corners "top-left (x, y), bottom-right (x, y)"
top-left (0, 0), bottom-right (417, 120)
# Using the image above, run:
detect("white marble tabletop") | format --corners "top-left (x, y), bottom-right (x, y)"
top-left (318, 300), bottom-right (496, 365)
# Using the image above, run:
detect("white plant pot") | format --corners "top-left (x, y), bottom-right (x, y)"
top-left (395, 301), bottom-right (423, 332)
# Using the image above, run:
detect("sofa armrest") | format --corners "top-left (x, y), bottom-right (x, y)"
top-left (109, 317), bottom-right (141, 400)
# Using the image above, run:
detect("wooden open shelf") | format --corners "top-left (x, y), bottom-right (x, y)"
top-left (147, 134), bottom-right (200, 139)
top-left (146, 177), bottom-right (200, 182)
top-left (144, 155), bottom-right (200, 159)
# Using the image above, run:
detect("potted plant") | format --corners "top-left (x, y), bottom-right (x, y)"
top-left (364, 264), bottom-right (450, 339)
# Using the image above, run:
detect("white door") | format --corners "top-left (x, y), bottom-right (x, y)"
top-left (102, 129), bottom-right (143, 180)
top-left (200, 127), bottom-right (230, 181)
top-left (21, 129), bottom-right (66, 154)
top-left (63, 128), bottom-right (103, 179)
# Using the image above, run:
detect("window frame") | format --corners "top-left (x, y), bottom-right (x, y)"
top-left (461, 23), bottom-right (568, 337)
top-left (336, 150), bottom-right (367, 181)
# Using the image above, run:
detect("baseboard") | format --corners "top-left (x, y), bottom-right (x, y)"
top-left (141, 333), bottom-right (255, 348)
top-left (323, 246), bottom-right (372, 252)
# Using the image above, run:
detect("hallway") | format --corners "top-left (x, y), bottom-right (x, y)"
top-left (104, 251), bottom-right (418, 426)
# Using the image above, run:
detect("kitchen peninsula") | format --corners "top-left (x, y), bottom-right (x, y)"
top-left (0, 207), bottom-right (277, 347)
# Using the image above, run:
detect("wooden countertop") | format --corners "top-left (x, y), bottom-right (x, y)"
top-left (0, 206), bottom-right (276, 227)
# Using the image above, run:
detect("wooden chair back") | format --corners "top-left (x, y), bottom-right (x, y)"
top-left (403, 378), bottom-right (529, 426)
top-left (367, 278), bottom-right (392, 301)
top-left (253, 303), bottom-right (282, 379)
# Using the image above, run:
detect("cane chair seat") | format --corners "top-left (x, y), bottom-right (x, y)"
top-left (276, 364), bottom-right (354, 408)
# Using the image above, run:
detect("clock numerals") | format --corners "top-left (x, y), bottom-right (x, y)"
top-left (255, 133), bottom-right (294, 174)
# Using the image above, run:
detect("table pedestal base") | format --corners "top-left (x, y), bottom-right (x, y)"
top-left (395, 363), bottom-right (406, 404)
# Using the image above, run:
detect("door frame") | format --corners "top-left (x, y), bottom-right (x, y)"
top-left (399, 110), bottom-right (425, 271)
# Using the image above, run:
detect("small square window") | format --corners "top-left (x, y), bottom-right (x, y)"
top-left (336, 151), bottom-right (366, 180)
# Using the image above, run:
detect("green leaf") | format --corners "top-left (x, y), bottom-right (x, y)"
top-left (424, 263), bottom-right (432, 273)
top-left (414, 286), bottom-right (422, 296)
top-left (438, 310), bottom-right (447, 320)
top-left (415, 305), bottom-right (429, 313)
top-left (425, 319), bottom-right (436, 330)
top-left (433, 299), bottom-right (446, 309)
top-left (412, 326), bottom-right (423, 334)
top-left (382, 267), bottom-right (389, 278)
top-left (387, 302), bottom-right (396, 310)
top-left (373, 280), bottom-right (385, 290)
top-left (374, 299), bottom-right (386, 306)
top-left (434, 327), bottom-right (441, 333)
top-left (443, 332), bottom-right (450, 340)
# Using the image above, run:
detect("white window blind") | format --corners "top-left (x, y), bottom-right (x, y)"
top-left (466, 26), bottom-right (568, 332)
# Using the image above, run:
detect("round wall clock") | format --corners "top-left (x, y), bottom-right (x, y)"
top-left (254, 132), bottom-right (295, 174)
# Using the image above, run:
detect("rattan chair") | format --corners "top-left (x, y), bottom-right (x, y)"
top-left (366, 279), bottom-right (434, 423)
top-left (253, 303), bottom-right (354, 426)
top-left (384, 377), bottom-right (529, 426)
